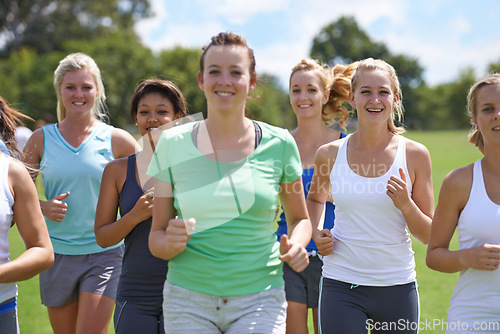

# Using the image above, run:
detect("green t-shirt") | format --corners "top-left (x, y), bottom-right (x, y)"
top-left (147, 120), bottom-right (302, 296)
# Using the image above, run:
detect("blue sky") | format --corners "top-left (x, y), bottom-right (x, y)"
top-left (135, 0), bottom-right (500, 90)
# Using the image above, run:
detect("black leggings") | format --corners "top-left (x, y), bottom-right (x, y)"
top-left (319, 278), bottom-right (419, 334)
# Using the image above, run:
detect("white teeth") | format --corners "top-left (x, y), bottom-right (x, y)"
top-left (73, 102), bottom-right (85, 105)
top-left (493, 126), bottom-right (500, 130)
top-left (217, 92), bottom-right (232, 96)
top-left (299, 104), bottom-right (311, 108)
top-left (367, 108), bottom-right (382, 112)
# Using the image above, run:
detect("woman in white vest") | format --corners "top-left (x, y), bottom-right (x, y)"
top-left (427, 74), bottom-right (500, 333)
top-left (307, 58), bottom-right (434, 333)
top-left (0, 97), bottom-right (53, 333)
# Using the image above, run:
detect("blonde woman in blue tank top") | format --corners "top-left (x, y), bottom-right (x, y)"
top-left (23, 53), bottom-right (139, 334)
top-left (427, 74), bottom-right (500, 333)
top-left (307, 58), bottom-right (434, 333)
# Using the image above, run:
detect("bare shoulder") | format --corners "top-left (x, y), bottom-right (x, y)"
top-left (315, 137), bottom-right (344, 174)
top-left (442, 164), bottom-right (473, 193)
top-left (102, 156), bottom-right (129, 179)
top-left (111, 128), bottom-right (139, 159)
top-left (403, 137), bottom-right (430, 158)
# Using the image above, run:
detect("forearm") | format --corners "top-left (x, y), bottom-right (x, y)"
top-left (95, 213), bottom-right (142, 248)
top-left (148, 229), bottom-right (179, 260)
top-left (400, 200), bottom-right (432, 244)
top-left (288, 218), bottom-right (312, 248)
top-left (0, 247), bottom-right (53, 283)
top-left (426, 247), bottom-right (467, 273)
top-left (307, 198), bottom-right (326, 237)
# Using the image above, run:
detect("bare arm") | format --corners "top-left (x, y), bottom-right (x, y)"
top-left (95, 158), bottom-right (154, 248)
top-left (426, 166), bottom-right (500, 273)
top-left (278, 177), bottom-right (311, 272)
top-left (306, 144), bottom-right (337, 256)
top-left (387, 140), bottom-right (434, 244)
top-left (0, 159), bottom-right (53, 283)
top-left (148, 179), bottom-right (192, 260)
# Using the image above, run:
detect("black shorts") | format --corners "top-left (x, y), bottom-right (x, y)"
top-left (319, 277), bottom-right (419, 334)
top-left (283, 255), bottom-right (322, 308)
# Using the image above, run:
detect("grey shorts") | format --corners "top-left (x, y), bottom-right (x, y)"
top-left (283, 254), bottom-right (322, 308)
top-left (162, 280), bottom-right (287, 333)
top-left (39, 246), bottom-right (124, 307)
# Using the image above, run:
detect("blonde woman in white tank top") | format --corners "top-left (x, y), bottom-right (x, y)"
top-left (427, 74), bottom-right (500, 333)
top-left (307, 58), bottom-right (434, 333)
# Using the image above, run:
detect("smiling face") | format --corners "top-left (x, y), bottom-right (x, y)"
top-left (197, 45), bottom-right (256, 115)
top-left (289, 69), bottom-right (329, 120)
top-left (135, 93), bottom-right (179, 136)
top-left (60, 68), bottom-right (97, 119)
top-left (349, 69), bottom-right (399, 126)
top-left (473, 83), bottom-right (500, 147)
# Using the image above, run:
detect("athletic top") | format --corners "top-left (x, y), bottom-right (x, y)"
top-left (116, 154), bottom-right (168, 302)
top-left (147, 120), bottom-right (302, 296)
top-left (41, 122), bottom-right (122, 255)
top-left (0, 156), bottom-right (16, 303)
top-left (276, 132), bottom-right (346, 252)
top-left (447, 159), bottom-right (500, 330)
top-left (324, 134), bottom-right (415, 286)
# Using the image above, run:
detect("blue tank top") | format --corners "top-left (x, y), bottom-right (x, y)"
top-left (116, 154), bottom-right (168, 302)
top-left (41, 122), bottom-right (121, 254)
top-left (276, 132), bottom-right (346, 252)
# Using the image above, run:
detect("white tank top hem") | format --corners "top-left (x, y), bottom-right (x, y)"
top-left (323, 134), bottom-right (416, 286)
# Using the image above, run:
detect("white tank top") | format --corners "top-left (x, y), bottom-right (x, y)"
top-left (447, 159), bottom-right (500, 331)
top-left (0, 155), bottom-right (17, 303)
top-left (323, 134), bottom-right (415, 286)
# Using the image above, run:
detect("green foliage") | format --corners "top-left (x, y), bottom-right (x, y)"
top-left (247, 74), bottom-right (296, 129)
top-left (413, 69), bottom-right (476, 130)
top-left (0, 0), bottom-right (151, 57)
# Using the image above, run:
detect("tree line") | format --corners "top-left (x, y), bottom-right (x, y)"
top-left (1, 0), bottom-right (499, 131)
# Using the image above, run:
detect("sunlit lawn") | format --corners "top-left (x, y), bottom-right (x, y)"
top-left (10, 130), bottom-right (482, 333)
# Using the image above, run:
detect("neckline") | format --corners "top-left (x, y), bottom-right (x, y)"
top-left (478, 159), bottom-right (500, 206)
top-left (189, 121), bottom-right (262, 164)
top-left (345, 134), bottom-right (401, 180)
top-left (54, 122), bottom-right (101, 153)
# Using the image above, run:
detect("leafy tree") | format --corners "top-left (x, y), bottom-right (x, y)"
top-left (247, 74), bottom-right (295, 129)
top-left (0, 0), bottom-right (151, 57)
top-left (487, 60), bottom-right (500, 74)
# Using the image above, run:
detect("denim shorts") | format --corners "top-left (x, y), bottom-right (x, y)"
top-left (39, 246), bottom-right (124, 307)
top-left (162, 280), bottom-right (287, 333)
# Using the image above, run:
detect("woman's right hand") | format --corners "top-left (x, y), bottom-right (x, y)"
top-left (130, 189), bottom-right (154, 223)
top-left (313, 229), bottom-right (334, 256)
top-left (41, 192), bottom-right (70, 222)
top-left (164, 218), bottom-right (196, 256)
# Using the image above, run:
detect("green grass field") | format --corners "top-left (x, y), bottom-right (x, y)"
top-left (9, 130), bottom-right (482, 333)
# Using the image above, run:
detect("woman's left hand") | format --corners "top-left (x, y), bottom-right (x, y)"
top-left (279, 235), bottom-right (309, 272)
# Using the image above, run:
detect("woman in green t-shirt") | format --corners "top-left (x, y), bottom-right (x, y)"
top-left (148, 32), bottom-right (312, 333)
